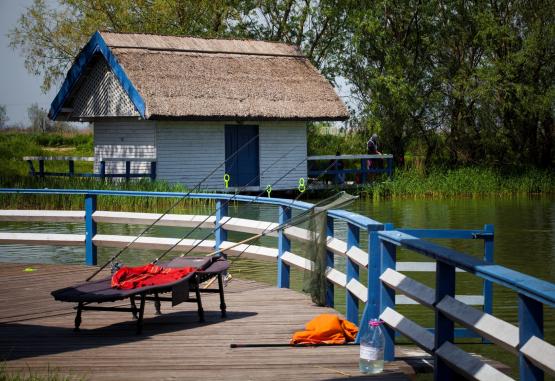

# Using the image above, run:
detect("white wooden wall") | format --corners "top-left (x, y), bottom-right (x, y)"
top-left (93, 120), bottom-right (307, 190)
top-left (156, 122), bottom-right (225, 189)
top-left (93, 120), bottom-right (156, 174)
top-left (259, 122), bottom-right (307, 190)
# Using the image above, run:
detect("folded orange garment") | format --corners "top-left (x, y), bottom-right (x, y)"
top-left (111, 264), bottom-right (197, 290)
top-left (291, 314), bottom-right (359, 344)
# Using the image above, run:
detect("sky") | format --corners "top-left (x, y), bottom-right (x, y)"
top-left (0, 0), bottom-right (57, 125)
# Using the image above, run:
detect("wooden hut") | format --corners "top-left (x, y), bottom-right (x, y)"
top-left (48, 31), bottom-right (349, 190)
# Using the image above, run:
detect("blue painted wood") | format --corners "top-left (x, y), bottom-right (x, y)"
top-left (483, 224), bottom-right (494, 317)
top-left (100, 161), bottom-right (106, 179)
top-left (398, 228), bottom-right (492, 240)
top-left (84, 194), bottom-right (97, 266)
top-left (434, 261), bottom-right (456, 380)
top-left (68, 160), bottom-right (74, 177)
top-left (357, 225), bottom-right (387, 344)
top-left (380, 222), bottom-right (396, 361)
top-left (150, 161), bottom-right (156, 181)
top-left (26, 160), bottom-right (35, 176)
top-left (346, 223), bottom-right (360, 325)
top-left (326, 216), bottom-right (334, 307)
top-left (360, 159), bottom-right (367, 183)
top-left (39, 160), bottom-right (45, 178)
top-left (386, 158), bottom-right (394, 177)
top-left (215, 199), bottom-right (228, 254)
top-left (277, 206), bottom-right (291, 288)
top-left (519, 294), bottom-right (544, 381)
top-left (225, 125), bottom-right (259, 187)
top-left (49, 31), bottom-right (145, 120)
top-left (378, 230), bottom-right (555, 307)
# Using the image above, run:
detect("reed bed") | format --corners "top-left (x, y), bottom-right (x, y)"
top-left (0, 177), bottom-right (215, 213)
top-left (361, 167), bottom-right (555, 199)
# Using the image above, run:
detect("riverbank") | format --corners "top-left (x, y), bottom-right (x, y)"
top-left (359, 167), bottom-right (555, 199)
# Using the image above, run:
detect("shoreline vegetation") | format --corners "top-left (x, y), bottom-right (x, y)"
top-left (0, 130), bottom-right (553, 208)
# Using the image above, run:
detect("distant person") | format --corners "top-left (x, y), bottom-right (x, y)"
top-left (367, 134), bottom-right (381, 155)
top-left (366, 134), bottom-right (381, 169)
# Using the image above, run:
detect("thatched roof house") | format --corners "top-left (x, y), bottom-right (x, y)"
top-left (49, 31), bottom-right (349, 190)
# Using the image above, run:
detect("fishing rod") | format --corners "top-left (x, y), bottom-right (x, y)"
top-left (208, 191), bottom-right (357, 262)
top-left (150, 145), bottom-right (308, 265)
top-left (188, 157), bottom-right (354, 265)
top-left (172, 147), bottom-right (351, 263)
top-left (86, 133), bottom-right (261, 282)
top-left (230, 342), bottom-right (358, 348)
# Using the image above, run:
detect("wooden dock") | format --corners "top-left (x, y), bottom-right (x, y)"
top-left (0, 263), bottom-right (429, 380)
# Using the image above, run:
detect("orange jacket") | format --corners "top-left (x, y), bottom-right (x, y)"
top-left (291, 314), bottom-right (358, 344)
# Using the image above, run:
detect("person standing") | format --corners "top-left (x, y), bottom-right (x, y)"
top-left (366, 134), bottom-right (381, 169)
top-left (367, 134), bottom-right (381, 155)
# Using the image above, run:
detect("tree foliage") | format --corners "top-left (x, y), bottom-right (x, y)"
top-left (343, 0), bottom-right (554, 168)
top-left (9, 0), bottom-right (555, 168)
top-left (0, 105), bottom-right (8, 128)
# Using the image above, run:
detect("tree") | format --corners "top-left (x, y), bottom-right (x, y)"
top-left (341, 1), bottom-right (441, 166)
top-left (27, 103), bottom-right (53, 132)
top-left (9, 0), bottom-right (349, 91)
top-left (0, 105), bottom-right (8, 128)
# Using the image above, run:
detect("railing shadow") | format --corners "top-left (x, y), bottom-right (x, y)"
top-left (0, 310), bottom-right (257, 361)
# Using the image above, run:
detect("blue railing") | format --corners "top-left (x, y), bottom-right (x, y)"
top-left (307, 154), bottom-right (394, 184)
top-left (23, 156), bottom-right (157, 181)
top-left (371, 230), bottom-right (555, 380)
top-left (3, 188), bottom-right (549, 380)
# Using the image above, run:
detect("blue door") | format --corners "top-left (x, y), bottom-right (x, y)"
top-left (225, 125), bottom-right (259, 187)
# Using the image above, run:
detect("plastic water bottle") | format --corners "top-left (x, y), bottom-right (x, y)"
top-left (359, 319), bottom-right (385, 374)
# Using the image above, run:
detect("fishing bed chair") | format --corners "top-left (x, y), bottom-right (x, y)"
top-left (51, 256), bottom-right (228, 334)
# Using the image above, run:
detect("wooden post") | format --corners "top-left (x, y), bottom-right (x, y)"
top-left (100, 161), bottom-right (106, 179)
top-left (346, 223), bottom-right (360, 325)
top-left (68, 160), bottom-right (75, 177)
top-left (84, 194), bottom-right (97, 265)
top-left (361, 159), bottom-right (367, 184)
top-left (434, 261), bottom-right (456, 380)
top-left (277, 206), bottom-right (291, 288)
top-left (27, 160), bottom-right (35, 176)
top-left (215, 199), bottom-right (228, 255)
top-left (125, 161), bottom-right (131, 181)
top-left (356, 226), bottom-right (383, 343)
top-left (326, 216), bottom-right (334, 307)
top-left (39, 159), bottom-right (45, 178)
top-left (380, 223), bottom-right (396, 361)
top-left (483, 224), bottom-right (494, 316)
top-left (386, 157), bottom-right (394, 178)
top-left (150, 161), bottom-right (157, 181)
top-left (519, 294), bottom-right (544, 381)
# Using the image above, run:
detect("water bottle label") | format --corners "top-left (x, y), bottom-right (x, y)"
top-left (360, 345), bottom-right (379, 361)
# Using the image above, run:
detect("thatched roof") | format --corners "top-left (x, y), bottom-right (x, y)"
top-left (50, 31), bottom-right (349, 121)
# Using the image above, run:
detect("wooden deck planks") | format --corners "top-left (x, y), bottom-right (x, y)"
top-left (0, 263), bottom-right (425, 380)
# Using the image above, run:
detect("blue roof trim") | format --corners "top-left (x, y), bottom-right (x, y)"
top-left (48, 31), bottom-right (146, 120)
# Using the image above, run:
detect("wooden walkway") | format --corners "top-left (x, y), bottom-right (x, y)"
top-left (0, 263), bottom-right (429, 380)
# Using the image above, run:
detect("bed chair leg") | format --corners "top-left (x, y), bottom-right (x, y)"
top-left (136, 294), bottom-right (146, 334)
top-left (217, 274), bottom-right (227, 318)
top-left (130, 296), bottom-right (138, 319)
top-left (74, 302), bottom-right (83, 332)
top-left (154, 293), bottom-right (162, 315)
top-left (194, 280), bottom-right (205, 323)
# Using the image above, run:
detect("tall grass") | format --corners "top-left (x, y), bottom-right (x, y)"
top-left (361, 167), bottom-right (555, 199)
top-left (0, 177), bottom-right (215, 213)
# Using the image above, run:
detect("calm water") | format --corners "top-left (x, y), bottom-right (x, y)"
top-left (1, 195), bottom-right (554, 377)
